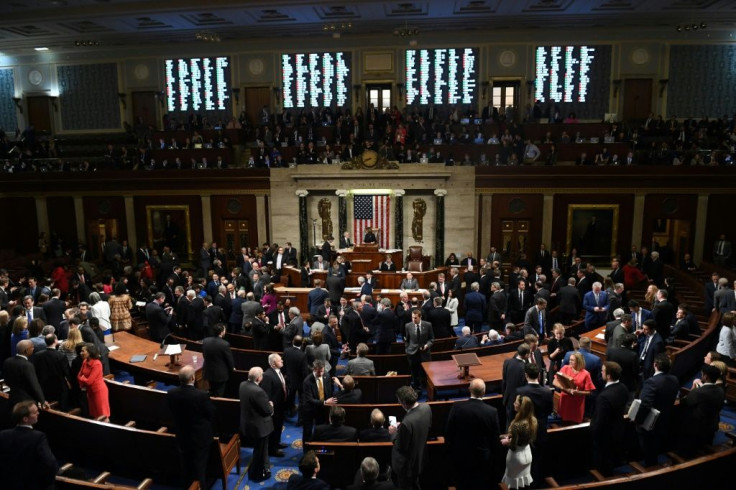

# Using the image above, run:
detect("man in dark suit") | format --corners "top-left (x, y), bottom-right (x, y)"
top-left (404, 310), bottom-right (434, 391)
top-left (583, 282), bottom-right (609, 329)
top-left (516, 363), bottom-right (554, 484)
top-left (488, 282), bottom-right (508, 331)
top-left (389, 386), bottom-right (432, 490)
top-left (651, 289), bottom-right (675, 341)
top-left (678, 364), bottom-right (725, 456)
top-left (359, 409), bottom-right (391, 442)
top-left (606, 333), bottom-right (640, 395)
top-left (313, 405), bottom-right (358, 442)
top-left (628, 300), bottom-right (653, 331)
top-left (714, 278), bottom-right (736, 315)
top-left (202, 324), bottom-right (234, 397)
top-left (347, 456), bottom-right (396, 490)
top-left (3, 340), bottom-right (48, 409)
top-left (41, 289), bottom-right (66, 330)
top-left (502, 343), bottom-right (530, 428)
top-left (375, 298), bottom-right (397, 354)
top-left (21, 295), bottom-right (47, 324)
top-left (427, 297), bottom-right (453, 338)
top-left (522, 298), bottom-right (549, 339)
top-left (340, 231), bottom-right (354, 249)
top-left (287, 451), bottom-right (330, 490)
top-left (704, 272), bottom-right (719, 314)
top-left (507, 279), bottom-right (533, 325)
top-left (31, 334), bottom-right (71, 411)
top-left (591, 361), bottom-right (630, 475)
top-left (167, 365), bottom-right (215, 488)
top-left (536, 244), bottom-right (552, 277)
top-left (445, 378), bottom-right (501, 490)
top-left (321, 237), bottom-right (334, 262)
top-left (608, 258), bottom-right (625, 286)
top-left (145, 292), bottom-right (175, 343)
top-left (0, 401), bottom-right (58, 490)
top-left (558, 277), bottom-right (580, 325)
top-left (185, 290), bottom-right (206, 339)
top-left (260, 353), bottom-right (288, 457)
top-left (202, 296), bottom-right (225, 338)
top-left (636, 353), bottom-right (679, 466)
top-left (239, 366), bottom-right (274, 482)
top-left (284, 335), bottom-right (309, 416)
top-left (300, 359), bottom-right (337, 444)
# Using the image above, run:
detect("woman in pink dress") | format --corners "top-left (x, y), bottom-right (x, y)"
top-left (553, 352), bottom-right (595, 423)
top-left (77, 343), bottom-right (110, 421)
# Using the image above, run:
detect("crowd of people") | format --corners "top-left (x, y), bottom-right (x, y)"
top-left (0, 226), bottom-right (732, 489)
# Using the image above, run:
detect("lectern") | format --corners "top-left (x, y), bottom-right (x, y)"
top-left (452, 352), bottom-right (482, 380)
top-left (162, 343), bottom-right (184, 368)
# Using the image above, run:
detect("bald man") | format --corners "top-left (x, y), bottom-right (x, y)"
top-left (3, 339), bottom-right (48, 410)
top-left (239, 366), bottom-right (274, 482)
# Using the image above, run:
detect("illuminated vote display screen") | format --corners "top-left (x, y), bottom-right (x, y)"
top-left (534, 45), bottom-right (611, 118)
top-left (164, 56), bottom-right (231, 112)
top-left (405, 48), bottom-right (478, 105)
top-left (281, 51), bottom-right (351, 108)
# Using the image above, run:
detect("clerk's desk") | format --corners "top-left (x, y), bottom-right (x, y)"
top-left (108, 331), bottom-right (205, 389)
top-left (284, 265), bottom-right (448, 289)
top-left (274, 286), bottom-right (427, 315)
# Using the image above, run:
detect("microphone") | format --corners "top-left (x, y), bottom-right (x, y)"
top-left (160, 333), bottom-right (173, 349)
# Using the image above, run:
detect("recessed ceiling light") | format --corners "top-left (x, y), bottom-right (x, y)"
top-left (34, 47), bottom-right (49, 51)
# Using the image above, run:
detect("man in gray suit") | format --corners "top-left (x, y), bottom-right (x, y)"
top-left (239, 366), bottom-right (274, 482)
top-left (390, 386), bottom-right (432, 490)
top-left (346, 343), bottom-right (376, 376)
top-left (241, 292), bottom-right (265, 334)
top-left (281, 306), bottom-right (304, 349)
top-left (404, 310), bottom-right (434, 392)
top-left (714, 278), bottom-right (736, 314)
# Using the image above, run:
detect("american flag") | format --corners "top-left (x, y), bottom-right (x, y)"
top-left (353, 194), bottom-right (390, 249)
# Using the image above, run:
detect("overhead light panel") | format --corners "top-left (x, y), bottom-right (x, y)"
top-left (34, 47), bottom-right (49, 51)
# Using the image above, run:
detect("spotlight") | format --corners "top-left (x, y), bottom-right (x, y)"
top-left (684, 25), bottom-right (690, 31)
top-left (700, 22), bottom-right (707, 29)
top-left (692, 24), bottom-right (698, 30)
top-left (676, 25), bottom-right (682, 32)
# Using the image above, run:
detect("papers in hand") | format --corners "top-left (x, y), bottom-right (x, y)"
top-left (627, 399), bottom-right (660, 431)
top-left (164, 344), bottom-right (182, 356)
top-left (595, 333), bottom-right (605, 340)
top-left (135, 301), bottom-right (146, 307)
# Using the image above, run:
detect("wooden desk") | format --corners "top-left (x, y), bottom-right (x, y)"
top-left (340, 248), bottom-right (403, 271)
top-left (283, 266), bottom-right (447, 289)
top-left (421, 350), bottom-right (514, 401)
top-left (274, 286), bottom-right (425, 315)
top-left (576, 326), bottom-right (608, 357)
top-left (108, 331), bottom-right (204, 388)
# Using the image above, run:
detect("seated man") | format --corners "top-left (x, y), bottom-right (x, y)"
top-left (348, 456), bottom-right (396, 490)
top-left (363, 227), bottom-right (377, 244)
top-left (454, 326), bottom-right (480, 350)
top-left (359, 408), bottom-right (391, 442)
top-left (334, 375), bottom-right (363, 404)
top-left (481, 329), bottom-right (504, 346)
top-left (399, 272), bottom-right (418, 291)
top-left (287, 451), bottom-right (329, 490)
top-left (346, 343), bottom-right (376, 376)
top-left (312, 405), bottom-right (358, 442)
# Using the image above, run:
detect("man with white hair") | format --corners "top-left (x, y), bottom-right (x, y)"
top-left (604, 307), bottom-right (626, 344)
top-left (281, 306), bottom-right (303, 349)
top-left (260, 353), bottom-right (288, 456)
top-left (454, 326), bottom-right (479, 350)
top-left (239, 366), bottom-right (274, 482)
top-left (583, 281), bottom-right (609, 329)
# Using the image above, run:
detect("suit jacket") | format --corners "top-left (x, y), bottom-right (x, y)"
top-left (590, 382), bottom-right (629, 445)
top-left (375, 308), bottom-right (397, 344)
top-left (652, 300), bottom-right (675, 340)
top-left (308, 288), bottom-right (330, 316)
top-left (283, 346), bottom-right (309, 391)
top-left (286, 475), bottom-right (330, 490)
top-left (454, 335), bottom-right (480, 350)
top-left (167, 384), bottom-right (215, 450)
top-left (464, 291), bottom-right (486, 323)
top-left (239, 380), bottom-right (274, 438)
top-left (202, 305), bottom-right (225, 336)
top-left (523, 305), bottom-right (549, 338)
top-left (3, 355), bottom-right (46, 406)
top-left (558, 285), bottom-right (580, 315)
top-left (515, 382), bottom-right (554, 443)
top-left (0, 426), bottom-right (58, 490)
top-left (260, 368), bottom-right (287, 412)
top-left (507, 288), bottom-right (533, 321)
top-left (705, 281), bottom-right (718, 312)
top-left (427, 306), bottom-right (453, 338)
top-left (445, 398), bottom-right (500, 465)
top-left (346, 356), bottom-right (376, 376)
top-left (339, 237), bottom-right (354, 248)
top-left (502, 356), bottom-right (527, 407)
top-left (358, 426), bottom-right (391, 442)
top-left (42, 298), bottom-right (66, 329)
top-left (637, 372), bottom-right (679, 435)
top-left (399, 278), bottom-right (419, 291)
top-left (301, 372), bottom-right (334, 414)
top-left (23, 306), bottom-right (47, 323)
top-left (715, 287), bottom-right (736, 314)
top-left (680, 383), bottom-right (725, 447)
top-left (606, 346), bottom-right (639, 392)
top-left (380, 261), bottom-right (397, 272)
top-left (392, 403), bottom-right (432, 480)
top-left (145, 301), bottom-right (173, 343)
top-left (583, 290), bottom-right (609, 327)
top-left (630, 308), bottom-right (653, 330)
top-left (31, 347), bottom-right (70, 404)
top-left (404, 320), bottom-right (434, 357)
top-left (312, 423), bottom-right (358, 442)
top-left (488, 290), bottom-right (508, 325)
top-left (202, 336), bottom-right (234, 383)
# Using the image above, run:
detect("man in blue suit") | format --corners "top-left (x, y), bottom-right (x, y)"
top-left (628, 300), bottom-right (652, 331)
top-left (583, 281), bottom-right (608, 329)
top-left (636, 353), bottom-right (679, 466)
top-left (637, 320), bottom-right (664, 380)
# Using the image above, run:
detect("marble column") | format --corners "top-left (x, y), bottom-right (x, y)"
top-left (394, 189), bottom-right (405, 250)
top-left (693, 193), bottom-right (709, 264)
top-left (434, 189), bottom-right (447, 268)
top-left (200, 195), bottom-right (212, 242)
top-left (123, 196), bottom-right (137, 248)
top-left (542, 193), bottom-right (554, 248)
top-left (296, 189), bottom-right (309, 265)
top-left (336, 190), bottom-right (348, 240)
top-left (73, 196), bottom-right (85, 243)
top-left (631, 194), bottom-right (646, 249)
top-left (35, 197), bottom-right (49, 240)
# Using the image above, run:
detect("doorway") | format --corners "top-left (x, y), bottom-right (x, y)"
top-left (221, 220), bottom-right (250, 268)
top-left (244, 87), bottom-right (271, 127)
top-left (87, 219), bottom-right (120, 261)
top-left (132, 91), bottom-right (158, 129)
top-left (491, 81), bottom-right (520, 120)
top-left (622, 79), bottom-right (652, 122)
top-left (652, 218), bottom-right (691, 265)
top-left (26, 96), bottom-right (53, 133)
top-left (501, 220), bottom-right (530, 265)
top-left (365, 83), bottom-right (392, 114)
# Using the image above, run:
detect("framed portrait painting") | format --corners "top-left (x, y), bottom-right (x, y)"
top-left (566, 204), bottom-right (619, 259)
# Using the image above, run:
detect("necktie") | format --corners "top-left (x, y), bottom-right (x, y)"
top-left (553, 258), bottom-right (558, 269)
top-left (538, 311), bottom-right (544, 336)
top-left (416, 323), bottom-right (421, 339)
top-left (317, 377), bottom-right (324, 401)
top-left (595, 293), bottom-right (599, 305)
top-left (278, 371), bottom-right (286, 396)
top-left (279, 312), bottom-right (285, 326)
top-left (27, 309), bottom-right (32, 323)
top-left (719, 241), bottom-right (725, 255)
top-left (519, 291), bottom-right (523, 304)
top-left (641, 336), bottom-right (651, 360)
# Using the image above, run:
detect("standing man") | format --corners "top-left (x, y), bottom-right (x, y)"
top-left (167, 365), bottom-right (215, 488)
top-left (404, 310), bottom-right (434, 392)
top-left (488, 282), bottom-right (507, 332)
top-left (515, 363), bottom-right (553, 483)
top-left (260, 353), bottom-right (288, 457)
top-left (0, 401), bottom-right (58, 489)
top-left (202, 323), bottom-right (234, 397)
top-left (713, 233), bottom-right (732, 266)
top-left (638, 320), bottom-right (665, 380)
top-left (3, 340), bottom-right (48, 410)
top-left (590, 361), bottom-right (629, 476)
top-left (558, 277), bottom-right (580, 325)
top-left (583, 281), bottom-right (608, 329)
top-left (390, 386), bottom-right (432, 490)
top-left (501, 343), bottom-right (530, 428)
top-left (678, 364), bottom-right (725, 457)
top-left (239, 366), bottom-right (274, 482)
top-left (146, 292), bottom-right (175, 343)
top-left (283, 336), bottom-right (308, 418)
top-left (523, 298), bottom-right (548, 339)
top-left (507, 279), bottom-right (532, 325)
top-left (445, 378), bottom-right (501, 490)
top-left (300, 360), bottom-right (337, 444)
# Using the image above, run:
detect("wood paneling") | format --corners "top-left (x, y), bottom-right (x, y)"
top-left (552, 194), bottom-right (635, 258)
top-left (133, 195), bottom-right (203, 259)
top-left (0, 198), bottom-right (38, 253)
top-left (705, 194), bottom-right (733, 262)
top-left (642, 194), bottom-right (697, 246)
top-left (210, 195), bottom-right (259, 252)
top-left (490, 194), bottom-right (544, 255)
top-left (46, 196), bottom-right (77, 247)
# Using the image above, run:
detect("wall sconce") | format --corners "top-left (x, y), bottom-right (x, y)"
top-left (658, 79), bottom-right (669, 98)
top-left (117, 92), bottom-right (127, 110)
top-left (481, 80), bottom-right (490, 99)
top-left (12, 97), bottom-right (22, 113)
top-left (50, 97), bottom-right (59, 113)
top-left (612, 79), bottom-right (622, 97)
top-left (396, 82), bottom-right (404, 99)
top-left (231, 88), bottom-right (240, 105)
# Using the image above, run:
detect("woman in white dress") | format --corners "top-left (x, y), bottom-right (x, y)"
top-left (88, 292), bottom-right (112, 334)
top-left (445, 289), bottom-right (459, 330)
top-left (501, 395), bottom-right (538, 489)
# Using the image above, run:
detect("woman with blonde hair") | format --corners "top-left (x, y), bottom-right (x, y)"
top-left (553, 351), bottom-right (596, 423)
top-left (644, 284), bottom-right (659, 306)
top-left (10, 316), bottom-right (29, 357)
top-left (501, 395), bottom-right (538, 489)
top-left (60, 328), bottom-right (84, 366)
